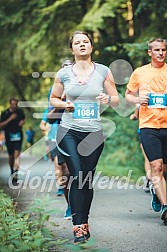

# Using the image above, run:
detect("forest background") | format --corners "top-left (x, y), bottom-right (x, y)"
top-left (0, 0), bottom-right (167, 180)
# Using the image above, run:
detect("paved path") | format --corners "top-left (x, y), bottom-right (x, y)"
top-left (0, 153), bottom-right (166, 252)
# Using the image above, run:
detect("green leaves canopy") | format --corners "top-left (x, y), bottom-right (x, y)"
top-left (0, 0), bottom-right (166, 104)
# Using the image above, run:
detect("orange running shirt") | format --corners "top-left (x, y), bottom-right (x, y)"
top-left (127, 63), bottom-right (167, 129)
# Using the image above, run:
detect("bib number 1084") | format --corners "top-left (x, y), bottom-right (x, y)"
top-left (73, 102), bottom-right (98, 120)
top-left (77, 108), bottom-right (95, 117)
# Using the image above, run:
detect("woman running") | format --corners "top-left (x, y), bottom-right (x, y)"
top-left (50, 31), bottom-right (119, 244)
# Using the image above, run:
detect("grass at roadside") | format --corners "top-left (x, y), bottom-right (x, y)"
top-left (97, 162), bottom-right (145, 183)
top-left (96, 142), bottom-right (145, 183)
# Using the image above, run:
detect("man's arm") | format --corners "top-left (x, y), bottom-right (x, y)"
top-left (39, 120), bottom-right (50, 131)
top-left (18, 120), bottom-right (25, 127)
top-left (125, 89), bottom-right (140, 104)
top-left (39, 120), bottom-right (51, 137)
top-left (0, 114), bottom-right (17, 129)
top-left (18, 109), bottom-right (25, 127)
top-left (125, 89), bottom-right (149, 106)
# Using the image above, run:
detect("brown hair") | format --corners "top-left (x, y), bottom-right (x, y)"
top-left (9, 98), bottom-right (18, 104)
top-left (69, 31), bottom-right (93, 49)
top-left (148, 38), bottom-right (166, 50)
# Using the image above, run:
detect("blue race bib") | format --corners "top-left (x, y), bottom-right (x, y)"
top-left (73, 102), bottom-right (99, 120)
top-left (9, 132), bottom-right (21, 141)
top-left (148, 93), bottom-right (167, 108)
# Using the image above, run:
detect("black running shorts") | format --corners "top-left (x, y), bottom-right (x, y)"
top-left (5, 131), bottom-right (23, 155)
top-left (48, 140), bottom-right (65, 164)
top-left (140, 128), bottom-right (167, 163)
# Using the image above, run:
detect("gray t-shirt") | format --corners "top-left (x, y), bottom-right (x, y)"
top-left (57, 62), bottom-right (109, 132)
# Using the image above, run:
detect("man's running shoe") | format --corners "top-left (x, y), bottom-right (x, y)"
top-left (82, 224), bottom-right (90, 240)
top-left (72, 226), bottom-right (86, 244)
top-left (64, 205), bottom-right (72, 220)
top-left (9, 171), bottom-right (18, 185)
top-left (144, 177), bottom-right (151, 193)
top-left (43, 155), bottom-right (48, 161)
top-left (150, 184), bottom-right (161, 212)
top-left (161, 204), bottom-right (167, 224)
top-left (56, 188), bottom-right (64, 196)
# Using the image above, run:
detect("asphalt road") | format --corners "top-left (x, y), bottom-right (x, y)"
top-left (0, 153), bottom-right (166, 252)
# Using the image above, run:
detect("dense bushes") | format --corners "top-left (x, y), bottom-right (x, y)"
top-left (0, 191), bottom-right (65, 251)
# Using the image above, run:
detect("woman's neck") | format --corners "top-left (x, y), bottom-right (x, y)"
top-left (74, 59), bottom-right (93, 70)
top-left (72, 60), bottom-right (95, 84)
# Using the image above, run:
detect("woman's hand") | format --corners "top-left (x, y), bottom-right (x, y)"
top-left (65, 100), bottom-right (75, 112)
top-left (96, 93), bottom-right (109, 104)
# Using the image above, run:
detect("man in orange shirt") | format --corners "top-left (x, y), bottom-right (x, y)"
top-left (125, 38), bottom-right (167, 224)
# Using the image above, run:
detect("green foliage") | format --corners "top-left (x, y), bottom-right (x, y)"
top-left (77, 0), bottom-right (118, 31)
top-left (97, 112), bottom-right (145, 181)
top-left (135, 0), bottom-right (167, 18)
top-left (1, 0), bottom-right (167, 103)
top-left (0, 191), bottom-right (66, 251)
top-left (122, 42), bottom-right (148, 67)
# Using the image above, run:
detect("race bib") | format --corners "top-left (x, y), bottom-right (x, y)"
top-left (9, 132), bottom-right (21, 141)
top-left (73, 102), bottom-right (99, 120)
top-left (148, 93), bottom-right (167, 108)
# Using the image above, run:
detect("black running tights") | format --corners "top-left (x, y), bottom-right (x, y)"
top-left (57, 127), bottom-right (104, 225)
